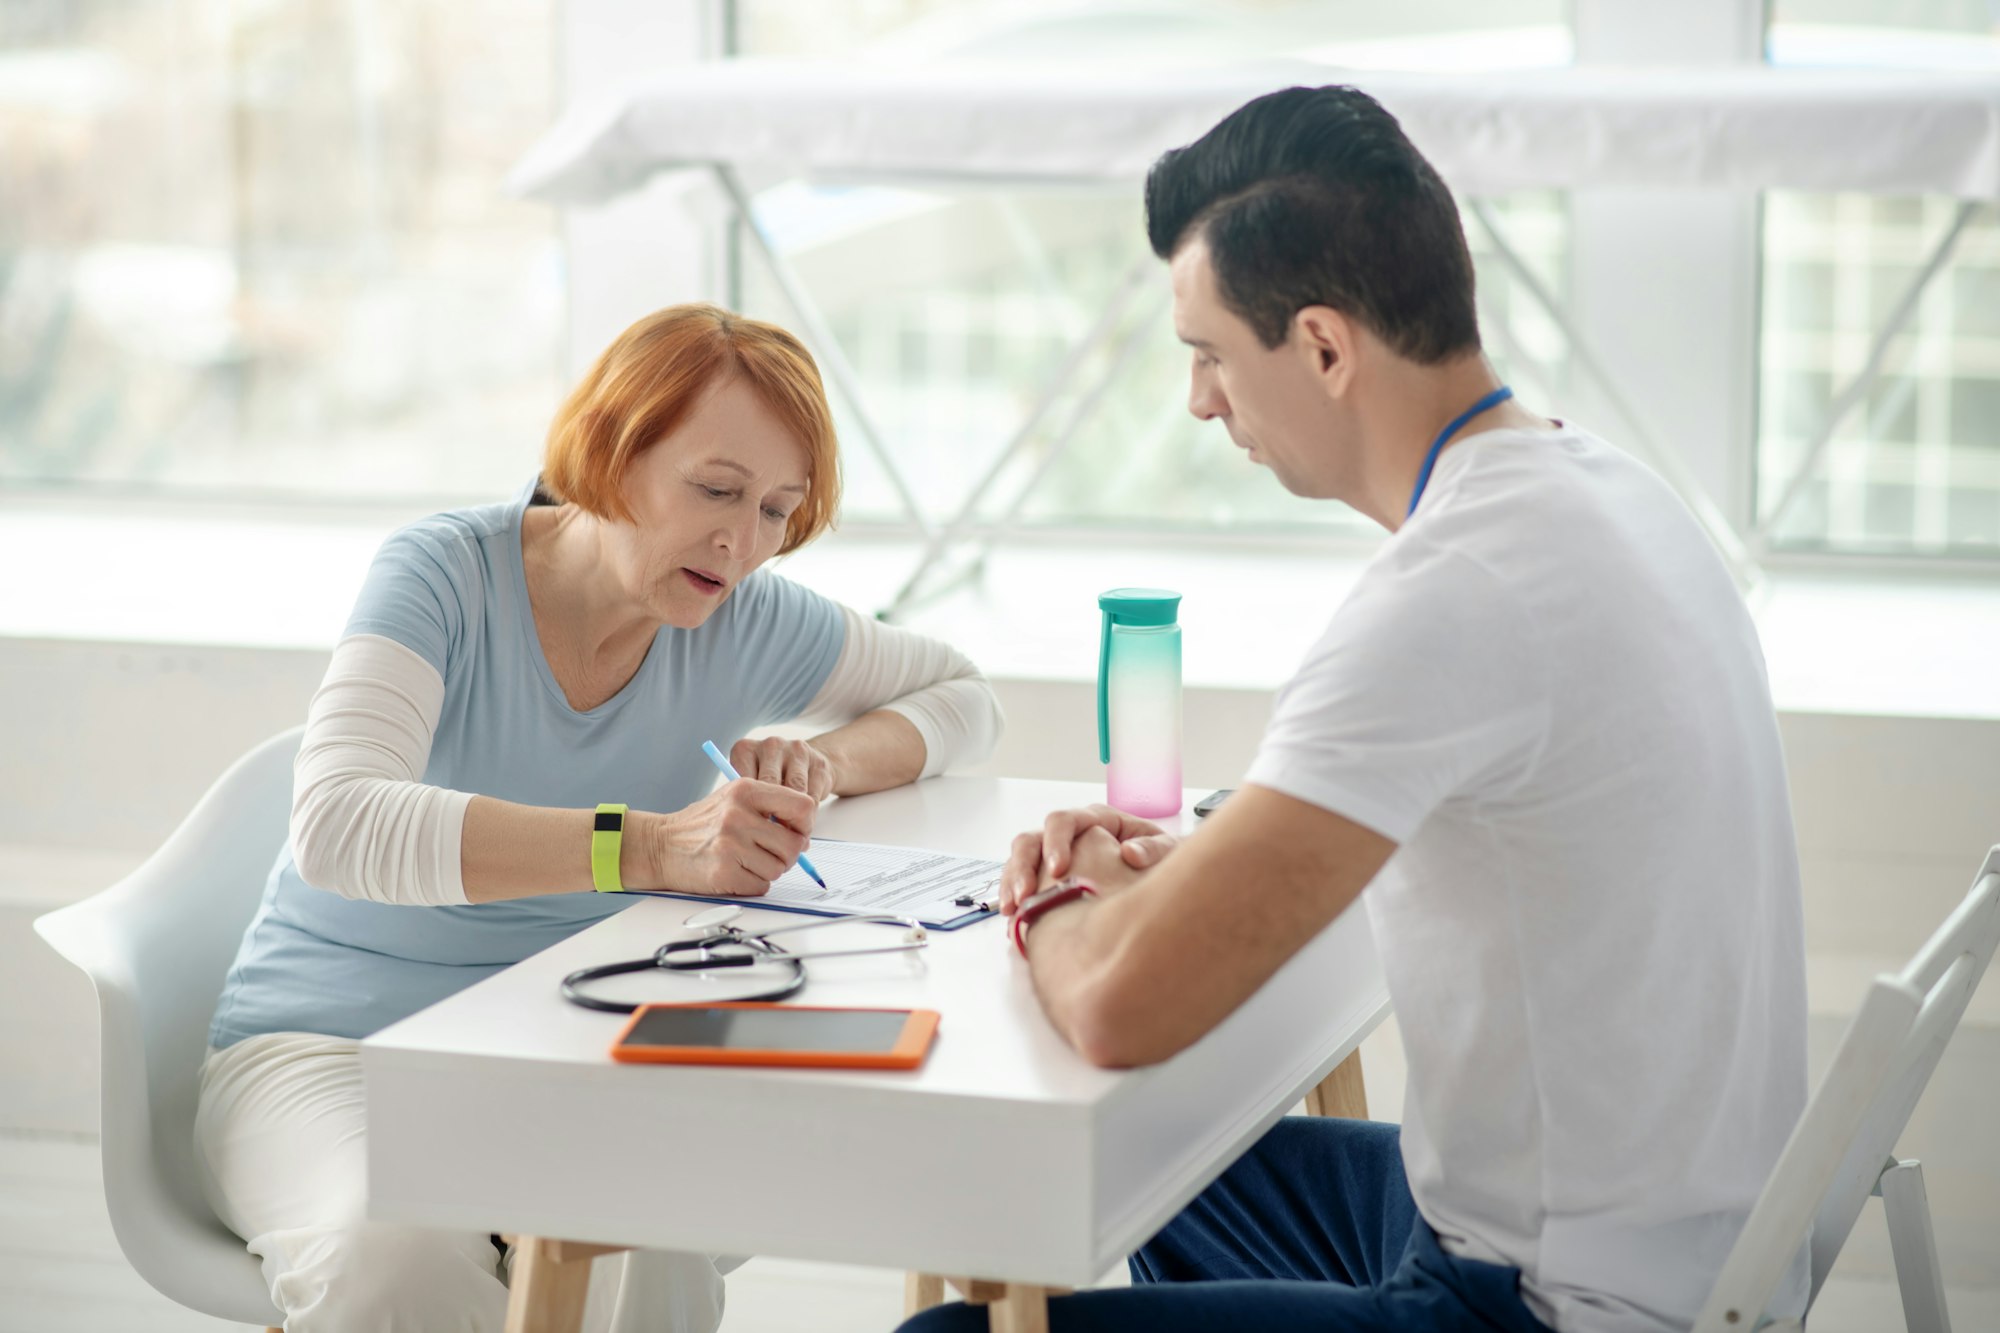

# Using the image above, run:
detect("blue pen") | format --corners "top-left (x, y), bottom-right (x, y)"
top-left (700, 740), bottom-right (828, 889)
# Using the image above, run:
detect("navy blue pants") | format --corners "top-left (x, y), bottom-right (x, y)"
top-left (898, 1118), bottom-right (1553, 1332)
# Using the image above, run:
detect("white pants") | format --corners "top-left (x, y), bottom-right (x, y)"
top-left (195, 1031), bottom-right (739, 1333)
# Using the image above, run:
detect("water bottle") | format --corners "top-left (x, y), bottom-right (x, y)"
top-left (1097, 588), bottom-right (1183, 818)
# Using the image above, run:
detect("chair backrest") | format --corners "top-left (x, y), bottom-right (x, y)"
top-left (1694, 847), bottom-right (2000, 1332)
top-left (33, 726), bottom-right (301, 1325)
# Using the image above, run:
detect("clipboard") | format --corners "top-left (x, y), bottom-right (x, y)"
top-left (608, 839), bottom-right (1002, 931)
top-left (611, 888), bottom-right (995, 931)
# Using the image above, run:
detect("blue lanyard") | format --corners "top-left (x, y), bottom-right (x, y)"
top-left (1406, 385), bottom-right (1514, 520)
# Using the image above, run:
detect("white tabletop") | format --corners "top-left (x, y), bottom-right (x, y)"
top-left (362, 776), bottom-right (1388, 1286)
top-left (510, 60), bottom-right (2000, 207)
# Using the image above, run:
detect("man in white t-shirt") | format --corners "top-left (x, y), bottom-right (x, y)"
top-left (899, 86), bottom-right (1809, 1333)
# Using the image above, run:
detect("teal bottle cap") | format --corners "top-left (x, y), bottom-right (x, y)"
top-left (1098, 588), bottom-right (1181, 627)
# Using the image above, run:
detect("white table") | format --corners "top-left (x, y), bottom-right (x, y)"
top-left (362, 776), bottom-right (1389, 1330)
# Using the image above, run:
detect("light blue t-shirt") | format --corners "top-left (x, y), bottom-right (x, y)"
top-left (209, 480), bottom-right (846, 1049)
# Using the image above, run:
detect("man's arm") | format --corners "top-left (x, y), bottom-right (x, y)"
top-left (1022, 783), bottom-right (1397, 1069)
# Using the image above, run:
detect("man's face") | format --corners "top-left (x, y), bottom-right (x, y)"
top-left (1169, 237), bottom-right (1346, 499)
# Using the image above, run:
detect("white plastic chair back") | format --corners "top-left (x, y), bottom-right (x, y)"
top-left (1695, 847), bottom-right (2000, 1332)
top-left (33, 727), bottom-right (301, 1327)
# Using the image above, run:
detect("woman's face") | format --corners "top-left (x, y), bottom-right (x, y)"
top-left (603, 374), bottom-right (812, 629)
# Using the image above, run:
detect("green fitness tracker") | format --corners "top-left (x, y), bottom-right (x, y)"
top-left (592, 803), bottom-right (628, 892)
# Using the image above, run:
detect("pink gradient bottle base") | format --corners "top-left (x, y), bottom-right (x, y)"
top-left (1097, 589), bottom-right (1183, 818)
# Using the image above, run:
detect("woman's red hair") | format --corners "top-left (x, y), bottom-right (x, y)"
top-left (541, 304), bottom-right (841, 555)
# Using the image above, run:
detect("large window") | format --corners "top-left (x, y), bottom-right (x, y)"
top-left (728, 1), bottom-right (1569, 539)
top-left (1760, 2), bottom-right (2000, 555)
top-left (0, 0), bottom-right (562, 503)
top-left (19, 0), bottom-right (1996, 565)
top-left (1759, 194), bottom-right (2000, 554)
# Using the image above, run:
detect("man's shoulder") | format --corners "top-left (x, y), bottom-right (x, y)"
top-left (1406, 425), bottom-right (1708, 587)
top-left (1421, 424), bottom-right (1635, 525)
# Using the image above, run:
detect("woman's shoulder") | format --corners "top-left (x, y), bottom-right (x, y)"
top-left (370, 496), bottom-right (520, 589)
top-left (345, 497), bottom-right (526, 666)
top-left (388, 496), bottom-right (514, 555)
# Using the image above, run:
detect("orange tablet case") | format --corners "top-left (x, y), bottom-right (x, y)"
top-left (609, 1002), bottom-right (941, 1070)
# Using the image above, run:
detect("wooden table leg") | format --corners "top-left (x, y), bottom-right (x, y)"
top-left (906, 1271), bottom-right (948, 1316)
top-left (939, 1277), bottom-right (1053, 1332)
top-left (1304, 1048), bottom-right (1368, 1119)
top-left (946, 1276), bottom-right (1007, 1304)
top-left (987, 1284), bottom-right (1052, 1333)
top-left (503, 1236), bottom-right (628, 1333)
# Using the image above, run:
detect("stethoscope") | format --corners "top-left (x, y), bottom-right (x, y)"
top-left (560, 904), bottom-right (931, 1013)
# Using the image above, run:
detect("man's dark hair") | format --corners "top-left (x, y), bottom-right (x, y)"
top-left (1145, 86), bottom-right (1479, 364)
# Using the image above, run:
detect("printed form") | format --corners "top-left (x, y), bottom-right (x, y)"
top-left (635, 841), bottom-right (1002, 926)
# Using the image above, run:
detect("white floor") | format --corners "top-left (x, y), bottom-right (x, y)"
top-left (6, 1129), bottom-right (1995, 1333)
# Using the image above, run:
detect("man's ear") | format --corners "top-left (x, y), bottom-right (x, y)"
top-left (1292, 306), bottom-right (1356, 399)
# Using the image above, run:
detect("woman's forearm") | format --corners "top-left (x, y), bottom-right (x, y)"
top-left (811, 709), bottom-right (928, 796)
top-left (459, 796), bottom-right (668, 904)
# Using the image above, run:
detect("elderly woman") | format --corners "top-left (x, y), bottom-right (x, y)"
top-left (195, 304), bottom-right (1003, 1332)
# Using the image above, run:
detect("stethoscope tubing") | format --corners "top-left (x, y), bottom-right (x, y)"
top-left (559, 910), bottom-right (928, 1013)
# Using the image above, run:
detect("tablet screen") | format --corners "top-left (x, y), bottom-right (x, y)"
top-left (621, 1006), bottom-right (911, 1054)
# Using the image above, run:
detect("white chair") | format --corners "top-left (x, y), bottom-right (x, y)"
top-left (34, 727), bottom-right (302, 1332)
top-left (1696, 846), bottom-right (2000, 1333)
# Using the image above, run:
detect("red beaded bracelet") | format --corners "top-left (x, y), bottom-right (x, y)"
top-left (1010, 879), bottom-right (1098, 959)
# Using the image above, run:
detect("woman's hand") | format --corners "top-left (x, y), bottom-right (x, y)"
top-left (998, 804), bottom-right (1181, 914)
top-left (729, 736), bottom-right (837, 804)
top-left (649, 779), bottom-right (819, 896)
